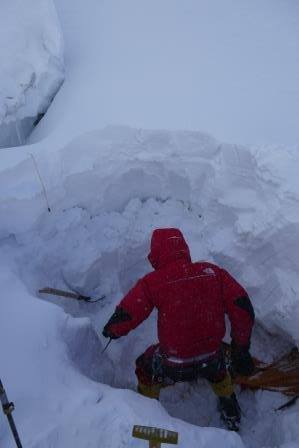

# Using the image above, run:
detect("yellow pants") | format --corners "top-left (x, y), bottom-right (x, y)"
top-left (138, 374), bottom-right (233, 400)
top-left (137, 382), bottom-right (162, 400)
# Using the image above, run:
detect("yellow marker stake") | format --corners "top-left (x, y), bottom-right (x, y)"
top-left (132, 425), bottom-right (178, 448)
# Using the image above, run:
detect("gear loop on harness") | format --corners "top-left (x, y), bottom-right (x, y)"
top-left (151, 347), bottom-right (167, 384)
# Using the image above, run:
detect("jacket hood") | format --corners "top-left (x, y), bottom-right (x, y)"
top-left (148, 228), bottom-right (191, 270)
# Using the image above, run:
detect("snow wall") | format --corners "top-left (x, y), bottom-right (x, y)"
top-left (1, 126), bottom-right (299, 448)
top-left (0, 0), bottom-right (64, 148)
top-left (2, 126), bottom-right (299, 346)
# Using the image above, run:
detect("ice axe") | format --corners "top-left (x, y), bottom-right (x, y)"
top-left (132, 425), bottom-right (178, 448)
top-left (101, 338), bottom-right (112, 354)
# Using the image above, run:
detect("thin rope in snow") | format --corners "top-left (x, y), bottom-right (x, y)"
top-left (29, 153), bottom-right (51, 213)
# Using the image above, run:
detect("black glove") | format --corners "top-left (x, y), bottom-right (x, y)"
top-left (231, 341), bottom-right (255, 376)
top-left (102, 307), bottom-right (132, 340)
top-left (102, 325), bottom-right (120, 339)
top-left (102, 322), bottom-right (120, 339)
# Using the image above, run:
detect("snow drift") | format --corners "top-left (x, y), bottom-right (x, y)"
top-left (0, 0), bottom-right (64, 148)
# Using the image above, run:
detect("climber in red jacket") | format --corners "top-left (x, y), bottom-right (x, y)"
top-left (102, 228), bottom-right (255, 431)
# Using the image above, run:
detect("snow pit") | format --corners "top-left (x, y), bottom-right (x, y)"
top-left (1, 127), bottom-right (299, 447)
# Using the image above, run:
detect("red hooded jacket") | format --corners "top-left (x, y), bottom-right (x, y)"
top-left (105, 228), bottom-right (254, 358)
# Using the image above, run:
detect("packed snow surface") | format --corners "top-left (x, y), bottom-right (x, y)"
top-left (0, 0), bottom-right (64, 148)
top-left (1, 1), bottom-right (299, 448)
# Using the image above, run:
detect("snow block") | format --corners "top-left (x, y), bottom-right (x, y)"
top-left (0, 0), bottom-right (64, 147)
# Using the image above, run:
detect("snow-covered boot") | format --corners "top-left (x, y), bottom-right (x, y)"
top-left (218, 393), bottom-right (241, 431)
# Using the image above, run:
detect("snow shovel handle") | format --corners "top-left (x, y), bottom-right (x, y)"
top-left (39, 287), bottom-right (105, 304)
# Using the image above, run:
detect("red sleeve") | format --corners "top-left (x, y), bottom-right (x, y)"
top-left (108, 279), bottom-right (154, 337)
top-left (220, 269), bottom-right (255, 347)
